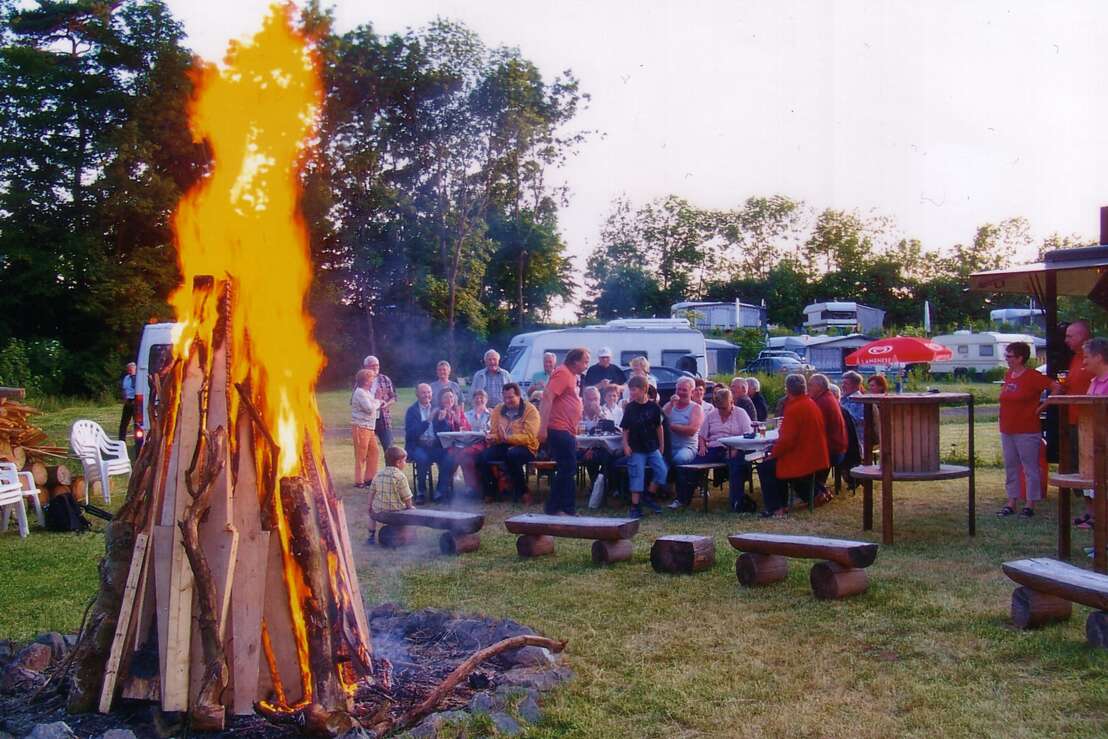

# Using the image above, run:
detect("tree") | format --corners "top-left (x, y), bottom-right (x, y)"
top-left (715, 195), bottom-right (806, 279)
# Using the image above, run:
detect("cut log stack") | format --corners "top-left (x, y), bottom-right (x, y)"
top-left (0, 392), bottom-right (73, 503)
top-left (69, 277), bottom-right (373, 733)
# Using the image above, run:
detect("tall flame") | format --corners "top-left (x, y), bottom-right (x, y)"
top-left (171, 2), bottom-right (324, 478)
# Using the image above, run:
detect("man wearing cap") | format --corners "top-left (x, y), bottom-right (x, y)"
top-left (584, 347), bottom-right (625, 390)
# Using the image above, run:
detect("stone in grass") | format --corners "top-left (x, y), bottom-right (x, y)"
top-left (335, 729), bottom-right (374, 739)
top-left (468, 690), bottom-right (498, 715)
top-left (499, 665), bottom-right (571, 692)
top-left (504, 645), bottom-right (557, 669)
top-left (14, 643), bottom-right (54, 672)
top-left (98, 730), bottom-right (139, 739)
top-left (33, 632), bottom-right (68, 662)
top-left (409, 710), bottom-right (468, 738)
top-left (516, 696), bottom-right (542, 725)
top-left (27, 723), bottom-right (77, 739)
top-left (489, 712), bottom-right (522, 736)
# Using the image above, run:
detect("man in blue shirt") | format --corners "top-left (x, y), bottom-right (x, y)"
top-left (119, 362), bottom-right (137, 441)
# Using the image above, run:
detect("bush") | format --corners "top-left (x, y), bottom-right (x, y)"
top-left (0, 338), bottom-right (68, 396)
top-left (709, 371), bottom-right (785, 411)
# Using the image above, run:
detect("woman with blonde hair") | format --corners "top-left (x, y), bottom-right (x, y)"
top-left (351, 368), bottom-right (382, 488)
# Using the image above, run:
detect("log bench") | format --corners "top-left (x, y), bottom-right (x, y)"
top-left (727, 533), bottom-right (879, 599)
top-left (650, 535), bottom-right (715, 574)
top-left (504, 513), bottom-right (639, 564)
top-left (1002, 557), bottom-right (1108, 647)
top-left (373, 509), bottom-right (485, 555)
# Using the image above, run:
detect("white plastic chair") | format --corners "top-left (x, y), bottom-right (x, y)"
top-left (0, 462), bottom-right (29, 537)
top-left (70, 420), bottom-right (131, 504)
top-left (18, 469), bottom-right (44, 527)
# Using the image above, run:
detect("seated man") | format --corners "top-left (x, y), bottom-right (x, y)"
top-left (403, 383), bottom-right (440, 504)
top-left (583, 346), bottom-right (625, 390)
top-left (675, 388), bottom-right (752, 511)
top-left (757, 374), bottom-right (829, 517)
top-left (809, 373), bottom-right (847, 502)
top-left (730, 376), bottom-right (758, 422)
top-left (477, 382), bottom-right (540, 503)
top-left (578, 386), bottom-right (622, 494)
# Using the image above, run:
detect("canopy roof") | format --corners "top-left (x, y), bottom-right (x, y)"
top-left (969, 244), bottom-right (1108, 307)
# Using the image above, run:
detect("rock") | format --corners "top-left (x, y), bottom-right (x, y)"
top-left (33, 633), bottom-right (67, 662)
top-left (335, 729), bottom-right (375, 739)
top-left (0, 665), bottom-right (45, 692)
top-left (504, 645), bottom-right (556, 669)
top-left (409, 710), bottom-right (468, 738)
top-left (516, 696), bottom-right (542, 725)
top-left (14, 643), bottom-right (53, 672)
top-left (499, 666), bottom-right (571, 692)
top-left (468, 691), bottom-right (498, 714)
top-left (62, 635), bottom-right (79, 650)
top-left (27, 723), bottom-right (76, 739)
top-left (489, 712), bottom-right (521, 736)
top-left (0, 640), bottom-right (14, 662)
top-left (98, 730), bottom-right (139, 739)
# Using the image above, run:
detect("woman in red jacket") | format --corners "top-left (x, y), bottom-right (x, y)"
top-left (756, 374), bottom-right (829, 517)
top-left (996, 341), bottom-right (1051, 519)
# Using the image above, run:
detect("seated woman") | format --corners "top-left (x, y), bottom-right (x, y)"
top-left (757, 374), bottom-right (830, 517)
top-left (451, 389), bottom-right (491, 497)
top-left (674, 388), bottom-right (752, 511)
top-left (429, 387), bottom-right (469, 503)
top-left (621, 355), bottom-right (657, 402)
top-left (601, 383), bottom-right (624, 426)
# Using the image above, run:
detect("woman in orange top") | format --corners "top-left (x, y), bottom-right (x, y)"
top-left (756, 374), bottom-right (829, 517)
top-left (997, 341), bottom-right (1051, 519)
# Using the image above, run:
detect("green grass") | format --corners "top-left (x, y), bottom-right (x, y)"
top-left (2, 389), bottom-right (1105, 737)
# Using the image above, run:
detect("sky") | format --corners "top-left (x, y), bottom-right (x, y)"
top-left (164, 1), bottom-right (1108, 318)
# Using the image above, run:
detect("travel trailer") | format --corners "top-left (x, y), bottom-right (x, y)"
top-left (670, 300), bottom-right (766, 330)
top-left (133, 322), bottom-right (180, 449)
top-left (803, 301), bottom-right (885, 334)
top-left (929, 330), bottom-right (1045, 376)
top-left (504, 319), bottom-right (707, 390)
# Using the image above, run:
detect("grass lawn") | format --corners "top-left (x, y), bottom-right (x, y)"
top-left (1, 388), bottom-right (1105, 737)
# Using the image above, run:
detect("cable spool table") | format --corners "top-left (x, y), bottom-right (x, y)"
top-left (848, 392), bottom-right (975, 545)
top-left (1045, 395), bottom-right (1107, 573)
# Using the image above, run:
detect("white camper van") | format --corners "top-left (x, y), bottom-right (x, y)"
top-left (930, 330), bottom-right (1045, 376)
top-left (504, 319), bottom-right (707, 390)
top-left (133, 322), bottom-right (180, 448)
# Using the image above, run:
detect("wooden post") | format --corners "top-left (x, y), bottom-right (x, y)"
top-left (650, 535), bottom-right (715, 574)
top-left (439, 531), bottom-right (480, 555)
top-left (591, 538), bottom-right (633, 564)
top-left (1094, 402), bottom-right (1107, 574)
top-left (1011, 586), bottom-right (1072, 629)
top-left (516, 534), bottom-right (555, 557)
top-left (879, 398), bottom-right (894, 545)
top-left (967, 395), bottom-right (975, 537)
top-left (862, 404), bottom-right (873, 531)
top-left (809, 561), bottom-right (869, 599)
top-left (735, 553), bottom-right (788, 587)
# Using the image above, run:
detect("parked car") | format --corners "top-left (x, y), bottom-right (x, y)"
top-left (741, 356), bottom-right (807, 375)
top-left (622, 365), bottom-right (696, 405)
top-left (757, 349), bottom-right (804, 363)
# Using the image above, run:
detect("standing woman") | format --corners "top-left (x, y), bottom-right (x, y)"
top-left (352, 368), bottom-right (382, 488)
top-left (997, 341), bottom-right (1051, 519)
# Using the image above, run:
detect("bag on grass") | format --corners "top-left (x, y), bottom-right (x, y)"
top-left (45, 492), bottom-right (91, 532)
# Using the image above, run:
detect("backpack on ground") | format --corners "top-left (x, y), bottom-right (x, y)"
top-left (45, 493), bottom-right (91, 532)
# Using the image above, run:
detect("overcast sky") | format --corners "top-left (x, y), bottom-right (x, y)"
top-left (164, 1), bottom-right (1108, 317)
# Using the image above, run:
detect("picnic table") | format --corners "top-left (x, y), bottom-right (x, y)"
top-left (719, 429), bottom-right (778, 454)
top-left (575, 433), bottom-right (623, 453)
top-left (436, 430), bottom-right (486, 448)
top-left (1044, 395), bottom-right (1107, 573)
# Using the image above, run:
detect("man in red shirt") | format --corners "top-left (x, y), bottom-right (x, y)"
top-left (539, 347), bottom-right (590, 515)
top-left (809, 374), bottom-right (847, 502)
top-left (756, 374), bottom-right (829, 517)
top-left (1053, 320), bottom-right (1092, 516)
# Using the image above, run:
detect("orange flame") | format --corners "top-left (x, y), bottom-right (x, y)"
top-left (170, 2), bottom-right (324, 478)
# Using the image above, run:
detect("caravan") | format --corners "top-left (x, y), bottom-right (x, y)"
top-left (504, 319), bottom-right (707, 390)
top-left (929, 330), bottom-right (1046, 376)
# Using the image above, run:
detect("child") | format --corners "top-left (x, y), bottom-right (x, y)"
top-left (620, 375), bottom-right (667, 518)
top-left (352, 368), bottom-right (382, 488)
top-left (366, 445), bottom-right (415, 544)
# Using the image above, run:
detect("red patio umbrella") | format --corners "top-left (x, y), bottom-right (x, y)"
top-left (844, 336), bottom-right (953, 366)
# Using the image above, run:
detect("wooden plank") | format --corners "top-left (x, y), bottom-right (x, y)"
top-left (1079, 410), bottom-right (1095, 481)
top-left (862, 403), bottom-right (873, 531)
top-left (848, 464), bottom-right (971, 482)
top-left (153, 524), bottom-right (174, 702)
top-left (333, 498), bottom-right (370, 658)
top-left (162, 353), bottom-right (204, 712)
top-left (504, 513), bottom-right (640, 541)
top-left (1002, 558), bottom-right (1108, 610)
top-left (966, 395), bottom-right (975, 538)
top-left (727, 533), bottom-right (878, 569)
top-left (880, 397), bottom-right (894, 545)
top-left (258, 532), bottom-right (305, 706)
top-left (230, 420), bottom-right (269, 714)
top-left (99, 532), bottom-right (149, 714)
top-left (1093, 402), bottom-right (1107, 574)
top-left (373, 508), bottom-right (485, 534)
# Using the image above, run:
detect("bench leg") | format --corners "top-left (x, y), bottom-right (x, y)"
top-left (1010, 586), bottom-right (1072, 629)
top-left (439, 532), bottom-right (480, 555)
top-left (378, 525), bottom-right (416, 549)
top-left (809, 561), bottom-right (868, 599)
top-left (591, 539), bottom-right (633, 564)
top-left (1087, 611), bottom-right (1108, 648)
top-left (735, 553), bottom-right (788, 587)
top-left (516, 534), bottom-right (555, 558)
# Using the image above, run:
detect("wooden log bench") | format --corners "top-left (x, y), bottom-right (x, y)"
top-left (727, 533), bottom-right (879, 599)
top-left (373, 509), bottom-right (485, 555)
top-left (1002, 557), bottom-right (1108, 647)
top-left (504, 513), bottom-right (639, 564)
top-left (650, 535), bottom-right (715, 574)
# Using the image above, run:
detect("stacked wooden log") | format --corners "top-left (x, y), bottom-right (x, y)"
top-left (0, 392), bottom-right (75, 502)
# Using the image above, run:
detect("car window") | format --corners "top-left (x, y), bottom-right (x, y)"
top-left (660, 350), bottom-right (687, 367)
top-left (620, 350), bottom-right (649, 366)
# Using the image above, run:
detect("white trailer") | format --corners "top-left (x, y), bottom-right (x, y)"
top-left (504, 319), bottom-right (707, 390)
top-left (930, 330), bottom-right (1046, 376)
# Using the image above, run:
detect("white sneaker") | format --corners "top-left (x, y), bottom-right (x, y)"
top-left (667, 499), bottom-right (683, 510)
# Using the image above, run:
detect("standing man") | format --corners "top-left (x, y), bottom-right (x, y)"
top-left (472, 349), bottom-right (512, 407)
top-left (583, 347), bottom-right (625, 390)
top-left (539, 347), bottom-right (590, 516)
top-left (363, 355), bottom-right (397, 449)
top-left (119, 362), bottom-right (137, 441)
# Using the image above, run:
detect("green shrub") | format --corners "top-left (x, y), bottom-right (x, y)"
top-left (710, 372), bottom-right (785, 410)
top-left (0, 338), bottom-right (68, 396)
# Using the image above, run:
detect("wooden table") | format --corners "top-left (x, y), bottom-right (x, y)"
top-left (849, 392), bottom-right (975, 545)
top-left (436, 431), bottom-right (486, 448)
top-left (719, 430), bottom-right (778, 456)
top-left (1045, 395), bottom-right (1107, 573)
top-left (575, 434), bottom-right (623, 453)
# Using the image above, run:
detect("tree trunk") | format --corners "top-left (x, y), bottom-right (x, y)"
top-left (517, 249), bottom-right (527, 327)
top-left (364, 303), bottom-right (377, 357)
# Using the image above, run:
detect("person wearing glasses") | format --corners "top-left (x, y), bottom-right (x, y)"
top-left (996, 342), bottom-right (1051, 519)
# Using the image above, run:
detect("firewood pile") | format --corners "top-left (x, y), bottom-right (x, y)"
top-left (0, 393), bottom-right (81, 503)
